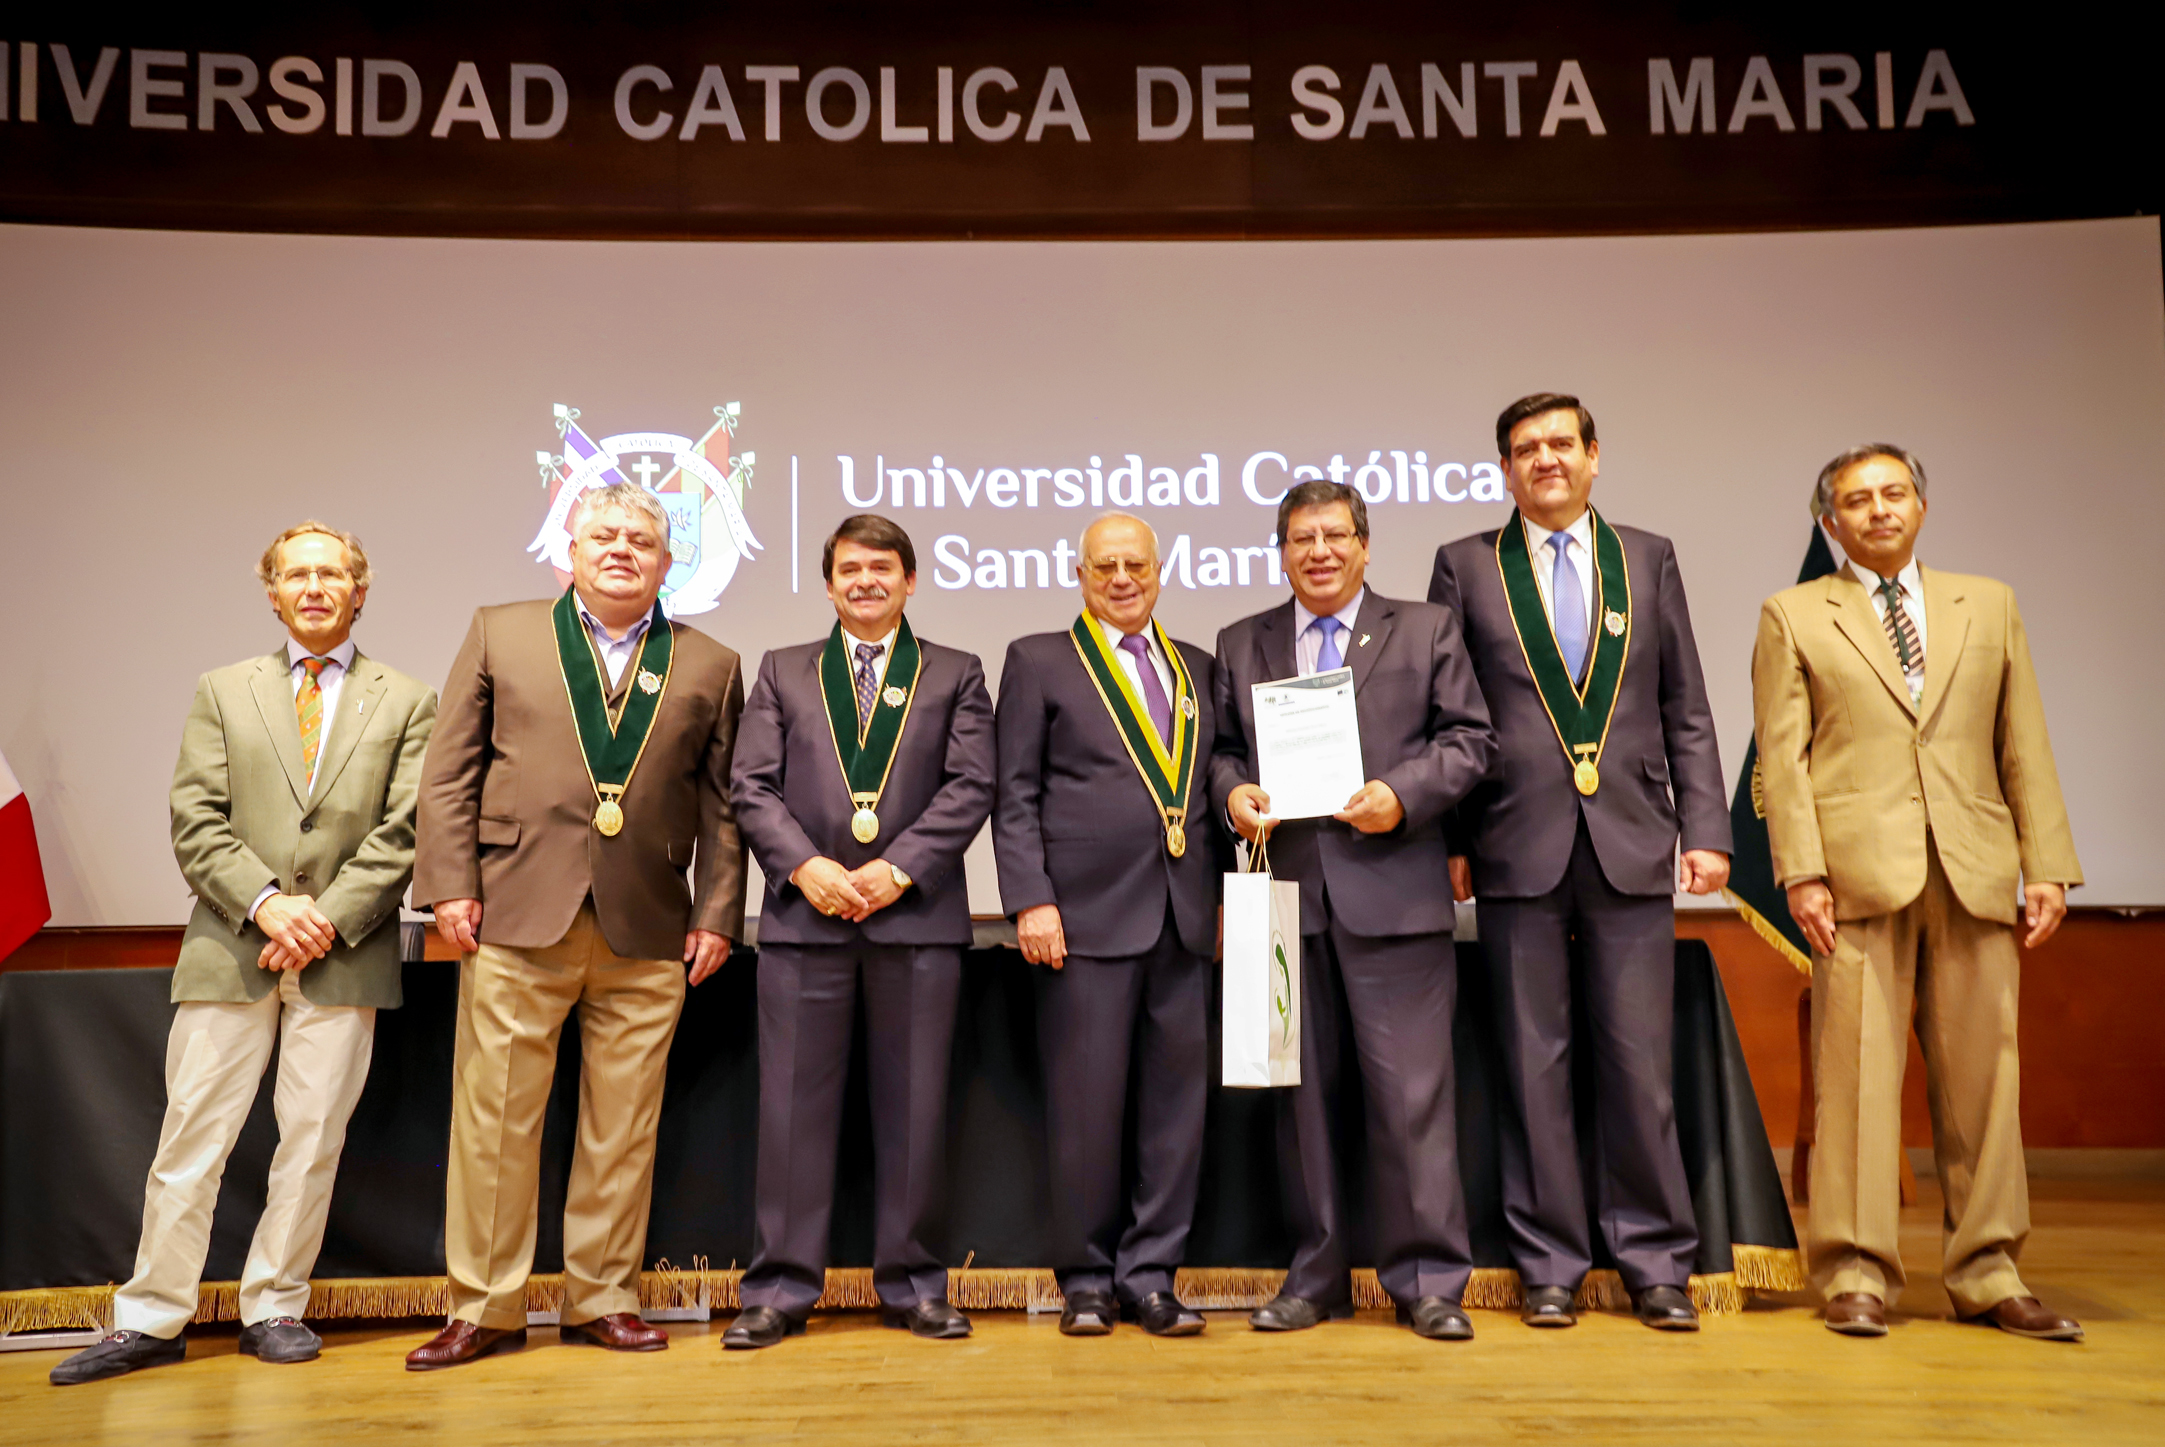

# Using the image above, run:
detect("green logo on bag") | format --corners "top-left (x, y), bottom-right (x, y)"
top-left (1271, 930), bottom-right (1292, 1047)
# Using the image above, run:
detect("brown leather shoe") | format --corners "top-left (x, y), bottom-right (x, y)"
top-left (560, 1313), bottom-right (668, 1351)
top-left (404, 1320), bottom-right (528, 1371)
top-left (1823, 1292), bottom-right (1887, 1337)
top-left (1968, 1296), bottom-right (2084, 1342)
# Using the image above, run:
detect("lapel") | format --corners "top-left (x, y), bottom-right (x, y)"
top-left (1825, 572), bottom-right (1918, 720)
top-left (1916, 566), bottom-right (1970, 729)
top-left (305, 655), bottom-right (387, 809)
top-left (1347, 593), bottom-right (1395, 695)
top-left (248, 652), bottom-right (312, 808)
top-left (1255, 601), bottom-right (1299, 685)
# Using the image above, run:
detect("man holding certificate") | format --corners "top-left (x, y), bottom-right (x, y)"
top-left (1428, 393), bottom-right (1730, 1332)
top-left (1212, 479), bottom-right (1496, 1340)
top-left (725, 514), bottom-right (996, 1349)
top-left (994, 513), bottom-right (1221, 1338)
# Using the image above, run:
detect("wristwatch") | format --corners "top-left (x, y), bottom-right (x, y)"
top-left (888, 863), bottom-right (913, 892)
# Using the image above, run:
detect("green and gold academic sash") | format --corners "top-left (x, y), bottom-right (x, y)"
top-left (552, 589), bottom-right (675, 835)
top-left (818, 617), bottom-right (924, 844)
top-left (1069, 612), bottom-right (1199, 857)
top-left (1493, 508), bottom-right (1631, 796)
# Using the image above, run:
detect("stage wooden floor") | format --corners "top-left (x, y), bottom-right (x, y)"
top-left (5, 1179), bottom-right (2161, 1446)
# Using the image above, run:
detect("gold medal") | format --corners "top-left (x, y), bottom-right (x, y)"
top-left (851, 805), bottom-right (879, 843)
top-left (594, 798), bottom-right (625, 835)
top-left (1573, 758), bottom-right (1600, 796)
top-left (1166, 820), bottom-right (1187, 858)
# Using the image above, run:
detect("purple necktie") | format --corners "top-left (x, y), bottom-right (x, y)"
top-left (1118, 633), bottom-right (1175, 744)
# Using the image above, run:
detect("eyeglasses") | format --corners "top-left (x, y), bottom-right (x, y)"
top-left (1085, 558), bottom-right (1155, 581)
top-left (278, 566), bottom-right (353, 588)
top-left (1283, 529), bottom-right (1358, 553)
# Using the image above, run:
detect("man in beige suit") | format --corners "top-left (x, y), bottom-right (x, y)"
top-left (53, 522), bottom-right (436, 1386)
top-left (1753, 444), bottom-right (2083, 1342)
top-left (407, 481), bottom-right (746, 1369)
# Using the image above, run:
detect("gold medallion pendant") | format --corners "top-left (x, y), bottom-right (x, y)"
top-left (851, 806), bottom-right (880, 844)
top-left (594, 799), bottom-right (625, 836)
top-left (1166, 820), bottom-right (1187, 858)
top-left (1573, 759), bottom-right (1600, 796)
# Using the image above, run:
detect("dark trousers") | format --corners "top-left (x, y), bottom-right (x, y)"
top-left (740, 941), bottom-right (961, 1318)
top-left (1280, 914), bottom-right (1470, 1307)
top-left (1477, 821), bottom-right (1696, 1293)
top-left (1036, 913), bottom-right (1208, 1303)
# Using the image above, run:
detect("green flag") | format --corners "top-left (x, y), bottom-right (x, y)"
top-left (1721, 526), bottom-right (1839, 976)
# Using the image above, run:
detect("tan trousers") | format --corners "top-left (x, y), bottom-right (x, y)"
top-left (444, 905), bottom-right (685, 1330)
top-left (114, 968), bottom-right (376, 1338)
top-left (1808, 846), bottom-right (2030, 1315)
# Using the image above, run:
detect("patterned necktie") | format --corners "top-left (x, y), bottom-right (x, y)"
top-left (297, 656), bottom-right (331, 783)
top-left (1312, 615), bottom-right (1345, 674)
top-left (1118, 633), bottom-right (1175, 744)
top-left (1549, 534), bottom-right (1588, 682)
top-left (853, 642), bottom-right (885, 730)
top-left (1877, 576), bottom-right (1923, 676)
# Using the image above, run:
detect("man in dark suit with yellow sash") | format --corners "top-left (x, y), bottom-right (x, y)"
top-left (993, 513), bottom-right (1221, 1338)
top-left (1428, 393), bottom-right (1730, 1332)
top-left (724, 514), bottom-right (996, 1349)
top-left (408, 481), bottom-right (746, 1369)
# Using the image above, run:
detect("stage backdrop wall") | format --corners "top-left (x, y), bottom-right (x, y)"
top-left (1, 215), bottom-right (2161, 923)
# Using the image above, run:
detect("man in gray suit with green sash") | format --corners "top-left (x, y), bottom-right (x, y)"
top-left (53, 522), bottom-right (436, 1386)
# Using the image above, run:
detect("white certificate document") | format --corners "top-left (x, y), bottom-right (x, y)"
top-left (1253, 667), bottom-right (1365, 820)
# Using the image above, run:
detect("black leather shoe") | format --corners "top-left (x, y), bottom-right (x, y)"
top-left (1248, 1294), bottom-right (1354, 1331)
top-left (1126, 1292), bottom-right (1205, 1337)
top-left (721, 1306), bottom-right (804, 1350)
top-left (1634, 1284), bottom-right (1700, 1332)
top-left (1397, 1296), bottom-right (1474, 1340)
top-left (1059, 1289), bottom-right (1115, 1336)
top-left (1521, 1285), bottom-right (1578, 1328)
top-left (238, 1316), bottom-right (322, 1363)
top-left (49, 1329), bottom-right (186, 1385)
top-left (882, 1300), bottom-right (972, 1339)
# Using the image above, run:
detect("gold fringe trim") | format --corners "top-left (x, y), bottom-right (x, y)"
top-left (2, 1255), bottom-right (1805, 1333)
top-left (1722, 888), bottom-right (1814, 978)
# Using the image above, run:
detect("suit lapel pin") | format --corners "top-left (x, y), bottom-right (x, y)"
top-left (1358, 634), bottom-right (1371, 647)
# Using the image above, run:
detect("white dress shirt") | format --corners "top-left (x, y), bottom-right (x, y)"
top-left (249, 636), bottom-right (358, 921)
top-left (1292, 589), bottom-right (1366, 678)
top-left (1846, 556), bottom-right (1928, 701)
top-left (841, 624), bottom-right (900, 697)
top-left (1519, 509), bottom-right (1597, 633)
top-left (577, 597), bottom-right (655, 689)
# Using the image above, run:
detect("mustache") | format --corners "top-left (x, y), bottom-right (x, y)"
top-left (845, 585), bottom-right (891, 602)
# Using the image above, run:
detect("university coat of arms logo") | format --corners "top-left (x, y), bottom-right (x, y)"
top-left (528, 402), bottom-right (763, 617)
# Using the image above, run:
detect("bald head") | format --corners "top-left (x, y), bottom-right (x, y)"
top-left (1079, 512), bottom-right (1161, 635)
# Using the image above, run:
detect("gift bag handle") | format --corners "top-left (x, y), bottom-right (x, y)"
top-left (1246, 828), bottom-right (1273, 877)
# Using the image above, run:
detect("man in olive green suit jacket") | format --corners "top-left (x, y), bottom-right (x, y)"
top-left (1753, 445), bottom-right (2084, 1344)
top-left (54, 522), bottom-right (436, 1387)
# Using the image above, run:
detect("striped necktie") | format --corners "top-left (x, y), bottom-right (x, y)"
top-left (1876, 576), bottom-right (1922, 675)
top-left (297, 656), bottom-right (331, 784)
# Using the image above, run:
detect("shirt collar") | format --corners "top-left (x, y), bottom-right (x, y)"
top-left (1293, 587), bottom-right (1365, 639)
top-left (1521, 508), bottom-right (1594, 557)
top-left (577, 595), bottom-right (654, 647)
top-left (1843, 556), bottom-right (1924, 598)
top-left (286, 637), bottom-right (356, 672)
top-left (841, 624), bottom-right (899, 658)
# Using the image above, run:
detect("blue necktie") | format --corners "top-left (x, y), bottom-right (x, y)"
top-left (1313, 615), bottom-right (1345, 674)
top-left (1549, 534), bottom-right (1587, 682)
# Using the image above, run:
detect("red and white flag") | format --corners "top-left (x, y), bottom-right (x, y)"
top-left (0, 749), bottom-right (52, 962)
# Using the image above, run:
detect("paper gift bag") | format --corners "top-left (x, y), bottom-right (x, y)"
top-left (1222, 840), bottom-right (1300, 1088)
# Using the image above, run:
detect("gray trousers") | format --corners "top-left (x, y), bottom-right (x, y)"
top-left (1279, 914), bottom-right (1471, 1307)
top-left (740, 941), bottom-right (961, 1318)
top-left (1477, 821), bottom-right (1696, 1294)
top-left (1036, 914), bottom-right (1208, 1303)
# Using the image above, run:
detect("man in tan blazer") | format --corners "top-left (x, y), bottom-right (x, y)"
top-left (53, 522), bottom-right (436, 1386)
top-left (407, 481), bottom-right (745, 1369)
top-left (1752, 444), bottom-right (2083, 1342)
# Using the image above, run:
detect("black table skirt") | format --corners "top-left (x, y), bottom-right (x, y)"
top-left (0, 941), bottom-right (1799, 1320)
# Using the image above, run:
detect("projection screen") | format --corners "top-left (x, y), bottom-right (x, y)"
top-left (2, 216), bottom-right (2159, 922)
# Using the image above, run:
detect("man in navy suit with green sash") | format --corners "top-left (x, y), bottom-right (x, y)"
top-left (725, 515), bottom-right (996, 1349)
top-left (1429, 394), bottom-right (1731, 1332)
